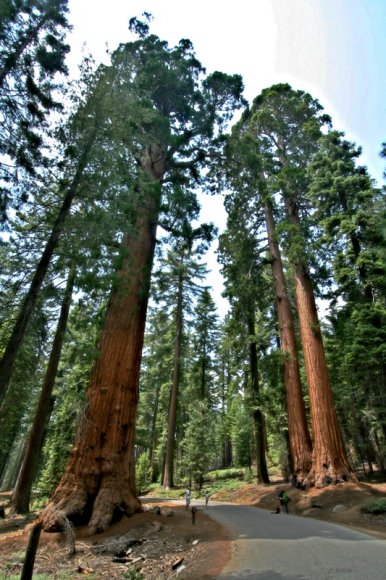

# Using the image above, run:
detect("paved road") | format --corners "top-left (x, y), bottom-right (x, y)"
top-left (201, 503), bottom-right (386, 579)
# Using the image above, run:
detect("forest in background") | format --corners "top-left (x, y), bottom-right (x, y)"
top-left (0, 3), bottom-right (385, 535)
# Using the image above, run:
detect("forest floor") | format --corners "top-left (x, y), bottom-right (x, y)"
top-left (0, 476), bottom-right (385, 579)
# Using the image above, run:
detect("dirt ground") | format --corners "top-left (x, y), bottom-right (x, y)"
top-left (0, 500), bottom-right (230, 579)
top-left (0, 479), bottom-right (385, 579)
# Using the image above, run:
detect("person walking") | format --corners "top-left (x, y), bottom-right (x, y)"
top-left (185, 487), bottom-right (191, 510)
top-left (278, 490), bottom-right (291, 514)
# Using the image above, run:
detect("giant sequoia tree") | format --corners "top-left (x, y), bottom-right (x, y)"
top-left (41, 21), bottom-right (244, 533)
top-left (249, 85), bottom-right (355, 485)
top-left (223, 118), bottom-right (312, 481)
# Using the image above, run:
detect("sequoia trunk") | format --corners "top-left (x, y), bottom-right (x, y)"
top-left (286, 200), bottom-right (356, 486)
top-left (41, 145), bottom-right (165, 533)
top-left (264, 199), bottom-right (312, 481)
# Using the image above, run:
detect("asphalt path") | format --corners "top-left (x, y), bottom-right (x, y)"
top-left (140, 498), bottom-right (386, 578)
top-left (201, 502), bottom-right (386, 580)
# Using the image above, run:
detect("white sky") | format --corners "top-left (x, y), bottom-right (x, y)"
top-left (66, 0), bottom-right (386, 316)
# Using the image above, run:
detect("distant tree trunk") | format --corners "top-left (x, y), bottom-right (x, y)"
top-left (149, 383), bottom-right (161, 482)
top-left (0, 132), bottom-right (96, 406)
top-left (219, 358), bottom-right (232, 469)
top-left (0, 437), bottom-right (26, 490)
top-left (371, 427), bottom-right (385, 473)
top-left (0, 450), bottom-right (10, 486)
top-left (41, 144), bottom-right (165, 533)
top-left (200, 344), bottom-right (207, 399)
top-left (247, 315), bottom-right (270, 484)
top-left (286, 199), bottom-right (356, 486)
top-left (11, 267), bottom-right (76, 514)
top-left (163, 269), bottom-right (183, 489)
top-left (264, 199), bottom-right (312, 481)
top-left (222, 437), bottom-right (233, 469)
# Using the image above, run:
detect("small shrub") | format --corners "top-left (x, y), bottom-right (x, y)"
top-left (141, 485), bottom-right (185, 499)
top-left (135, 453), bottom-right (151, 494)
top-left (361, 498), bottom-right (386, 515)
top-left (206, 478), bottom-right (244, 499)
top-left (244, 468), bottom-right (254, 483)
top-left (206, 467), bottom-right (245, 481)
top-left (30, 493), bottom-right (50, 512)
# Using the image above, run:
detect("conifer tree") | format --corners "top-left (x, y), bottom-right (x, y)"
top-left (0, 299), bottom-right (50, 483)
top-left (216, 318), bottom-right (236, 469)
top-left (223, 116), bottom-right (312, 481)
top-left (308, 131), bottom-right (386, 466)
top-left (160, 221), bottom-right (214, 489)
top-left (41, 20), bottom-right (244, 532)
top-left (137, 308), bottom-right (173, 482)
top-left (249, 84), bottom-right (355, 485)
top-left (0, 0), bottom-right (70, 218)
top-left (180, 400), bottom-right (215, 488)
top-left (219, 210), bottom-right (270, 483)
top-left (0, 63), bottom-right (110, 405)
top-left (189, 288), bottom-right (219, 402)
top-left (11, 266), bottom-right (76, 513)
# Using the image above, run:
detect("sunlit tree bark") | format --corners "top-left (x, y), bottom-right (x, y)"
top-left (250, 84), bottom-right (356, 486)
top-left (42, 145), bottom-right (165, 533)
top-left (264, 199), bottom-right (312, 481)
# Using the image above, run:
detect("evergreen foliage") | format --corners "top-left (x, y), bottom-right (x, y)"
top-left (0, 0), bottom-right (70, 220)
top-left (179, 400), bottom-right (215, 487)
top-left (0, 12), bottom-right (384, 518)
top-left (135, 453), bottom-right (152, 494)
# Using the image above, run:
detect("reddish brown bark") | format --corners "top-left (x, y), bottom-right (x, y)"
top-left (264, 200), bottom-right (312, 481)
top-left (286, 201), bottom-right (356, 487)
top-left (41, 145), bottom-right (165, 533)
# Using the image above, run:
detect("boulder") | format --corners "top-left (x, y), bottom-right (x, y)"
top-left (332, 504), bottom-right (346, 513)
